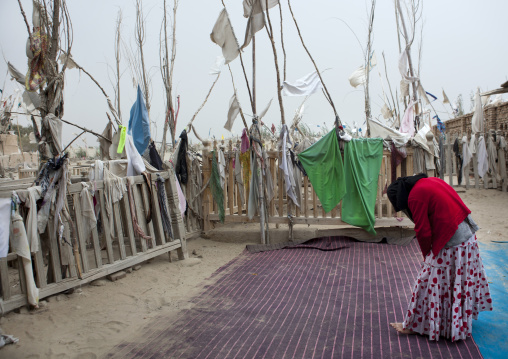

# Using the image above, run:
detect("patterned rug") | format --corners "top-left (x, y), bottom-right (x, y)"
top-left (106, 236), bottom-right (484, 359)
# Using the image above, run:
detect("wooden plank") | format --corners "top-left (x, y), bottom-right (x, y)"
top-left (90, 215), bottom-right (102, 269)
top-left (446, 137), bottom-right (453, 186)
top-left (33, 249), bottom-right (47, 288)
top-left (312, 184), bottom-right (317, 218)
top-left (0, 240), bottom-right (183, 313)
top-left (208, 213), bottom-right (414, 227)
top-left (385, 156), bottom-right (393, 217)
top-left (0, 258), bottom-right (11, 300)
top-left (150, 179), bottom-right (166, 245)
top-left (278, 164), bottom-right (283, 218)
top-left (132, 184), bottom-right (148, 253)
top-left (165, 171), bottom-right (188, 260)
top-left (379, 155), bottom-right (386, 218)
top-left (141, 182), bottom-right (157, 249)
top-left (473, 152), bottom-right (479, 189)
top-left (47, 220), bottom-right (63, 282)
top-left (73, 193), bottom-right (90, 273)
top-left (99, 189), bottom-right (115, 264)
top-left (228, 155), bottom-right (234, 216)
top-left (112, 202), bottom-right (126, 260)
top-left (304, 177), bottom-right (309, 218)
top-left (269, 157), bottom-right (276, 217)
top-left (465, 156), bottom-right (470, 190)
top-left (17, 257), bottom-right (27, 295)
top-left (121, 190), bottom-right (137, 256)
top-left (499, 146), bottom-right (507, 192)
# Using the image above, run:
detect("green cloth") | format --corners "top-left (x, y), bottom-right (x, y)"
top-left (341, 138), bottom-right (383, 235)
top-left (298, 129), bottom-right (346, 213)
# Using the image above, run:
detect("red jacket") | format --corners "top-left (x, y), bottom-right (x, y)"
top-left (408, 177), bottom-right (471, 258)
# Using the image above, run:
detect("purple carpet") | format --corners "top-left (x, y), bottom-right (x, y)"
top-left (107, 237), bottom-right (483, 359)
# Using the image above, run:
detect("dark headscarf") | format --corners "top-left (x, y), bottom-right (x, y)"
top-left (386, 173), bottom-right (428, 221)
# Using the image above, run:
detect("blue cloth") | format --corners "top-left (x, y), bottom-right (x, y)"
top-left (128, 85), bottom-right (151, 155)
top-left (473, 241), bottom-right (508, 359)
top-left (434, 115), bottom-right (445, 133)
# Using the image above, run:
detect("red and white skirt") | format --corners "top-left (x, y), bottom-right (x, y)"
top-left (402, 235), bottom-right (493, 341)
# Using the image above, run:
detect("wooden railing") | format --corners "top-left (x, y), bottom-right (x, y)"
top-left (0, 170), bottom-right (187, 313)
top-left (200, 144), bottom-right (416, 231)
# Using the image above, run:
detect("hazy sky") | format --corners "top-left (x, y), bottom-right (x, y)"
top-left (1, 0), bottom-right (507, 148)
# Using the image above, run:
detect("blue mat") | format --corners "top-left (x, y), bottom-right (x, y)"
top-left (473, 241), bottom-right (508, 359)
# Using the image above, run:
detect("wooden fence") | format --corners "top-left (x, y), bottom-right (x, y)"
top-left (200, 144), bottom-right (415, 233)
top-left (0, 170), bottom-right (187, 313)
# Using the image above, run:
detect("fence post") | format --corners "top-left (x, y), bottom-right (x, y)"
top-left (202, 141), bottom-right (212, 233)
top-left (446, 135), bottom-right (453, 186)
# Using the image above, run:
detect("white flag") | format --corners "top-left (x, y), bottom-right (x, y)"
top-left (258, 98), bottom-right (273, 120)
top-left (241, 0), bottom-right (265, 50)
top-left (381, 103), bottom-right (392, 119)
top-left (210, 9), bottom-right (240, 64)
top-left (243, 0), bottom-right (279, 17)
top-left (209, 55), bottom-right (225, 75)
top-left (348, 52), bottom-right (377, 88)
top-left (282, 71), bottom-right (322, 96)
top-left (442, 89), bottom-right (450, 104)
top-left (398, 49), bottom-right (419, 83)
top-left (471, 88), bottom-right (484, 135)
top-left (224, 94), bottom-right (241, 132)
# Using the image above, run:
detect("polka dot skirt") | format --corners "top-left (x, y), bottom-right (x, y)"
top-left (402, 235), bottom-right (493, 341)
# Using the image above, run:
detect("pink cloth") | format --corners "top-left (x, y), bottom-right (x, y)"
top-left (402, 235), bottom-right (493, 341)
top-left (241, 128), bottom-right (250, 153)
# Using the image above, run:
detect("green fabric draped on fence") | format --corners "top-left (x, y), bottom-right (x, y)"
top-left (298, 129), bottom-right (346, 213)
top-left (341, 138), bottom-right (383, 235)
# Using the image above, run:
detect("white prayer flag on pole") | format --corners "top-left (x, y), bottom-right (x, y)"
top-left (282, 71), bottom-right (322, 96)
top-left (210, 9), bottom-right (240, 64)
top-left (241, 0), bottom-right (266, 50)
top-left (224, 93), bottom-right (241, 132)
top-left (242, 0), bottom-right (279, 17)
top-left (442, 89), bottom-right (450, 104)
top-left (348, 52), bottom-right (377, 88)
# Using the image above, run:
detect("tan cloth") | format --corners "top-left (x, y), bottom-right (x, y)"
top-left (210, 9), bottom-right (240, 64)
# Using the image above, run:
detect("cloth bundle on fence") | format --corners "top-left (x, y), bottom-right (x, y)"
top-left (341, 138), bottom-right (383, 235)
top-left (279, 125), bottom-right (300, 207)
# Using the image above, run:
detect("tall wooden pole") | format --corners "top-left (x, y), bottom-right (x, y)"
top-left (396, 0), bottom-right (419, 107)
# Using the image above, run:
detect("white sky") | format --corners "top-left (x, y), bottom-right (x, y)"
top-left (1, 0), bottom-right (507, 148)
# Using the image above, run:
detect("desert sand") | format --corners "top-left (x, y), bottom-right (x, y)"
top-left (1, 186), bottom-right (506, 358)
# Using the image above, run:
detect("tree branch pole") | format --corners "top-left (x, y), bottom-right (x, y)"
top-left (16, 0), bottom-right (33, 46)
top-left (396, 0), bottom-right (418, 106)
top-left (61, 130), bottom-right (85, 154)
top-left (59, 117), bottom-right (112, 143)
top-left (265, 0), bottom-right (285, 125)
top-left (382, 51), bottom-right (399, 125)
top-left (287, 0), bottom-right (340, 124)
top-left (278, 2), bottom-right (287, 81)
top-left (252, 36), bottom-right (256, 114)
top-left (364, 0), bottom-right (376, 137)
top-left (227, 65), bottom-right (249, 129)
top-left (185, 73), bottom-right (221, 140)
top-left (160, 0), bottom-right (178, 159)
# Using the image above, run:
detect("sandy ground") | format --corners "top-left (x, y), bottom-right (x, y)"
top-left (1, 186), bottom-right (507, 358)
